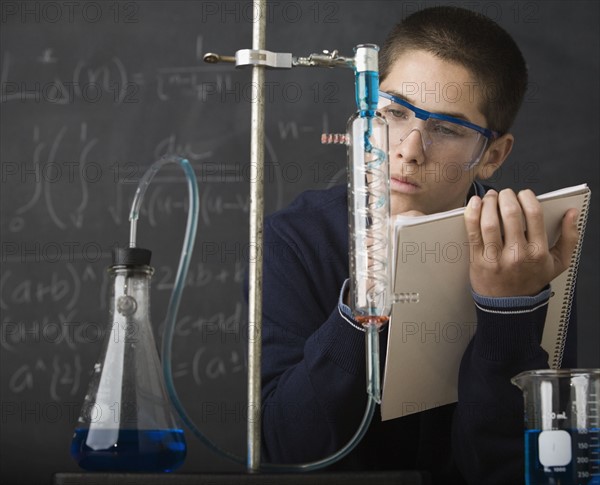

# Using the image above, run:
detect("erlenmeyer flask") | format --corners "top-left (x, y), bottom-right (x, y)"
top-left (71, 247), bottom-right (186, 472)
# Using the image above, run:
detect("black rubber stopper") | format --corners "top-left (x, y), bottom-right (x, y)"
top-left (112, 247), bottom-right (152, 266)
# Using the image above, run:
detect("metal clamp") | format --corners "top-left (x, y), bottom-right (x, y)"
top-left (293, 49), bottom-right (355, 69)
top-left (203, 48), bottom-right (354, 70)
top-left (204, 49), bottom-right (292, 69)
top-left (236, 49), bottom-right (293, 69)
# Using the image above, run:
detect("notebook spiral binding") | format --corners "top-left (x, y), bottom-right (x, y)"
top-left (552, 190), bottom-right (591, 369)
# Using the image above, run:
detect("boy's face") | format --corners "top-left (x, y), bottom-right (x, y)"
top-left (380, 49), bottom-right (497, 216)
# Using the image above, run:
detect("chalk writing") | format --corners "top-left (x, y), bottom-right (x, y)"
top-left (1, 50), bottom-right (137, 104)
top-left (8, 354), bottom-right (82, 402)
top-left (4, 124), bottom-right (97, 231)
top-left (172, 346), bottom-right (245, 386)
top-left (0, 264), bottom-right (80, 311)
top-left (155, 261), bottom-right (245, 290)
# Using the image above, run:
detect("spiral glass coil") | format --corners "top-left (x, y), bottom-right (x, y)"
top-left (347, 45), bottom-right (392, 327)
top-left (347, 109), bottom-right (391, 326)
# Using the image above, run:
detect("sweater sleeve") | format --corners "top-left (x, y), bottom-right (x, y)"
top-left (453, 291), bottom-right (578, 484)
top-left (259, 215), bottom-right (368, 463)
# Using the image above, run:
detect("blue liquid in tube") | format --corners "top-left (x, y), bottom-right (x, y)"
top-left (71, 428), bottom-right (186, 472)
top-left (525, 428), bottom-right (600, 485)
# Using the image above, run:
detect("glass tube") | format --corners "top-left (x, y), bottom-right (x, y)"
top-left (347, 44), bottom-right (392, 329)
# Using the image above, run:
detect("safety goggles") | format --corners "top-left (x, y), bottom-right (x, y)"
top-left (378, 91), bottom-right (500, 169)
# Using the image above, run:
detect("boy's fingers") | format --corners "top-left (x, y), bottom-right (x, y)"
top-left (464, 195), bottom-right (483, 249)
top-left (550, 209), bottom-right (580, 276)
top-left (517, 189), bottom-right (547, 251)
top-left (498, 189), bottom-right (526, 247)
top-left (479, 190), bottom-right (502, 247)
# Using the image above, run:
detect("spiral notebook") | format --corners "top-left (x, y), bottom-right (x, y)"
top-left (381, 184), bottom-right (591, 421)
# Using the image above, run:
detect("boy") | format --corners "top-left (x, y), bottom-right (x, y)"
top-left (259, 6), bottom-right (580, 484)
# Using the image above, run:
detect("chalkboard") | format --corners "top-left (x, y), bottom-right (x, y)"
top-left (1, 1), bottom-right (598, 484)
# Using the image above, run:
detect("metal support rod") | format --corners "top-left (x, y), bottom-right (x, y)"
top-left (247, 0), bottom-right (266, 473)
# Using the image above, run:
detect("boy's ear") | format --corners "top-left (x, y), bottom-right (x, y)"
top-left (476, 133), bottom-right (514, 180)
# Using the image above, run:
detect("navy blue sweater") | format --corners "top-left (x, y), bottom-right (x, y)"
top-left (259, 184), bottom-right (577, 484)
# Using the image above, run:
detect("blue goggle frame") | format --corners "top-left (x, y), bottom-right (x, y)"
top-left (378, 91), bottom-right (500, 141)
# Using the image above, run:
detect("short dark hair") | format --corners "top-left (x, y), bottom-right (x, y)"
top-left (379, 6), bottom-right (528, 134)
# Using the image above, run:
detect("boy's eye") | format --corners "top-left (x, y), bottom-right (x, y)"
top-left (431, 121), bottom-right (465, 137)
top-left (382, 106), bottom-right (410, 120)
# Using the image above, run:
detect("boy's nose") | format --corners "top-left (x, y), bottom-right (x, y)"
top-left (391, 128), bottom-right (426, 166)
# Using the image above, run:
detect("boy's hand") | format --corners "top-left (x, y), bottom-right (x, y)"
top-left (464, 189), bottom-right (579, 297)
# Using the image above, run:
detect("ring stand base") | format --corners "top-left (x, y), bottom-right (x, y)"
top-left (54, 471), bottom-right (431, 485)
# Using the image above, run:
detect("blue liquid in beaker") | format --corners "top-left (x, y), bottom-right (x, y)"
top-left (71, 428), bottom-right (186, 472)
top-left (525, 428), bottom-right (600, 485)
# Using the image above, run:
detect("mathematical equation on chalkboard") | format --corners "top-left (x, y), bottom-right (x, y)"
top-left (1, 34), bottom-right (343, 105)
top-left (3, 341), bottom-right (246, 402)
top-left (0, 117), bottom-right (344, 234)
top-left (0, 24), bottom-right (344, 409)
top-left (1, 257), bottom-right (248, 402)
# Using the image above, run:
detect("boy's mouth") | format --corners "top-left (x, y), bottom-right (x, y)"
top-left (391, 175), bottom-right (420, 193)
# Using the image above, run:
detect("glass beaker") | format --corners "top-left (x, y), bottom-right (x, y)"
top-left (71, 247), bottom-right (186, 472)
top-left (512, 369), bottom-right (600, 485)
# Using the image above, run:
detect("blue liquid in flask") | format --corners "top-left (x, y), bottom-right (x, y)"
top-left (525, 428), bottom-right (600, 485)
top-left (71, 428), bottom-right (186, 472)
